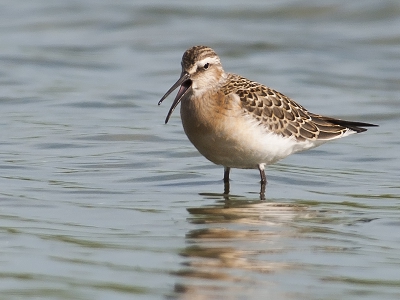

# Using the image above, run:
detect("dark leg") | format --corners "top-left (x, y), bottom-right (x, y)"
top-left (258, 164), bottom-right (267, 200)
top-left (258, 164), bottom-right (267, 184)
top-left (223, 167), bottom-right (230, 195)
top-left (260, 182), bottom-right (266, 201)
top-left (223, 167), bottom-right (230, 183)
top-left (224, 181), bottom-right (230, 195)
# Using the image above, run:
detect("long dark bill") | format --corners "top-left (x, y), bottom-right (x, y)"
top-left (158, 72), bottom-right (191, 124)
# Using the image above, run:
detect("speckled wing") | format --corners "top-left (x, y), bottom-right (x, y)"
top-left (223, 74), bottom-right (373, 141)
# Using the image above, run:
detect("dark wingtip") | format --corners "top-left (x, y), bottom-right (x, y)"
top-left (328, 119), bottom-right (378, 133)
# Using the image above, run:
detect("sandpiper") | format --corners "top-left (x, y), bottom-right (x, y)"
top-left (158, 45), bottom-right (377, 190)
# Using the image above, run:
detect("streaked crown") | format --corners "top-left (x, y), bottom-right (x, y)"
top-left (181, 46), bottom-right (220, 71)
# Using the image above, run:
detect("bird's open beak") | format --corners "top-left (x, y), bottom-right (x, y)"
top-left (158, 72), bottom-right (192, 124)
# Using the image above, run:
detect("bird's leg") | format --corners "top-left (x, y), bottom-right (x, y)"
top-left (258, 164), bottom-right (267, 200)
top-left (257, 164), bottom-right (267, 184)
top-left (260, 182), bottom-right (266, 201)
top-left (224, 181), bottom-right (230, 195)
top-left (223, 167), bottom-right (230, 183)
top-left (223, 167), bottom-right (230, 195)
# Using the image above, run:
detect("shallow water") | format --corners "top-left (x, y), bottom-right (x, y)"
top-left (0, 0), bottom-right (399, 299)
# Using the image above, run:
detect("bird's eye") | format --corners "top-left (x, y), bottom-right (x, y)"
top-left (203, 63), bottom-right (210, 70)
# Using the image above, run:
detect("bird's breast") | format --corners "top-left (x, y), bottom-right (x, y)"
top-left (179, 91), bottom-right (243, 164)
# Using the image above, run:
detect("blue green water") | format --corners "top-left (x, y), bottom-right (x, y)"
top-left (0, 1), bottom-right (399, 299)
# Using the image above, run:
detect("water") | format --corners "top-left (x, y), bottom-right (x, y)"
top-left (0, 0), bottom-right (399, 299)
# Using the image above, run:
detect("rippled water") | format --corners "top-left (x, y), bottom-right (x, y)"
top-left (1, 0), bottom-right (399, 299)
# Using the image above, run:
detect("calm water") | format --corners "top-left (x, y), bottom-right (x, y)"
top-left (0, 0), bottom-right (399, 299)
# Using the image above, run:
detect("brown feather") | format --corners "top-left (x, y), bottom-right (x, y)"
top-left (221, 74), bottom-right (377, 141)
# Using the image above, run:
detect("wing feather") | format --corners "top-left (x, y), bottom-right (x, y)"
top-left (222, 74), bottom-right (376, 141)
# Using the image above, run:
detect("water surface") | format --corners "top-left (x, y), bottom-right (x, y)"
top-left (0, 0), bottom-right (399, 299)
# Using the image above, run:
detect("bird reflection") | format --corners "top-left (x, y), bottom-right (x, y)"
top-left (170, 194), bottom-right (307, 298)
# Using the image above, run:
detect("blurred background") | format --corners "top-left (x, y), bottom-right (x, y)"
top-left (0, 1), bottom-right (399, 299)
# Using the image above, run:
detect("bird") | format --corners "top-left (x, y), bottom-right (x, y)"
top-left (158, 45), bottom-right (377, 193)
